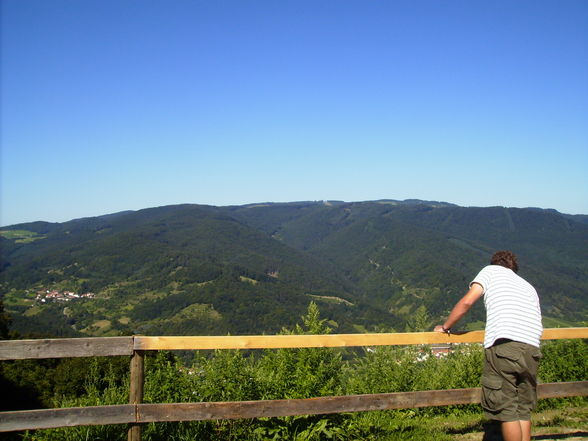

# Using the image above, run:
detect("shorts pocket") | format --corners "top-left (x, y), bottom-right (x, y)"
top-left (495, 344), bottom-right (523, 373)
top-left (532, 349), bottom-right (542, 361)
top-left (495, 344), bottom-right (521, 362)
top-left (481, 375), bottom-right (505, 412)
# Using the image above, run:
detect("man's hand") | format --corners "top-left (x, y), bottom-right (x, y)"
top-left (434, 325), bottom-right (449, 333)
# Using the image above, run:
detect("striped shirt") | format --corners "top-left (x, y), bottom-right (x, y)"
top-left (471, 265), bottom-right (543, 348)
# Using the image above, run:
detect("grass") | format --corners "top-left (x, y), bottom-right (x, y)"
top-left (80, 319), bottom-right (113, 335)
top-left (0, 229), bottom-right (46, 243)
top-left (354, 406), bottom-right (588, 441)
top-left (445, 406), bottom-right (588, 441)
top-left (240, 276), bottom-right (259, 285)
top-left (23, 305), bottom-right (43, 316)
top-left (542, 316), bottom-right (579, 328)
top-left (349, 406), bottom-right (588, 441)
top-left (4, 290), bottom-right (35, 308)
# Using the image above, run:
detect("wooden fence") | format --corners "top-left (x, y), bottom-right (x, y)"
top-left (1, 328), bottom-right (587, 440)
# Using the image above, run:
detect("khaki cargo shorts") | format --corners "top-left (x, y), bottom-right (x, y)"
top-left (481, 339), bottom-right (541, 422)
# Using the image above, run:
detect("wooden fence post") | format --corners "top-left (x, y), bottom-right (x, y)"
top-left (128, 349), bottom-right (144, 441)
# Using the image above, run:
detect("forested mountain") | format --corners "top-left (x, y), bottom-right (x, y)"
top-left (1, 200), bottom-right (587, 338)
top-left (228, 201), bottom-right (588, 325)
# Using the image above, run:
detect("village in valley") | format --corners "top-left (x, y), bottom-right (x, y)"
top-left (36, 289), bottom-right (95, 303)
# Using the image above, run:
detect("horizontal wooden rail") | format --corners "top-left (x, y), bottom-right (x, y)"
top-left (0, 405), bottom-right (135, 432)
top-left (137, 388), bottom-right (483, 423)
top-left (1, 328), bottom-right (586, 360)
top-left (134, 328), bottom-right (588, 351)
top-left (1, 381), bottom-right (586, 432)
top-left (137, 381), bottom-right (588, 422)
top-left (0, 337), bottom-right (133, 360)
top-left (134, 331), bottom-right (484, 350)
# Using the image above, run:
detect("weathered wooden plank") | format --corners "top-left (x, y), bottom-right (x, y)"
top-left (138, 382), bottom-right (588, 423)
top-left (538, 381), bottom-right (588, 399)
top-left (133, 328), bottom-right (588, 351)
top-left (0, 405), bottom-right (135, 432)
top-left (2, 382), bottom-right (585, 432)
top-left (0, 337), bottom-right (134, 360)
top-left (137, 388), bottom-right (482, 423)
top-left (128, 351), bottom-right (145, 441)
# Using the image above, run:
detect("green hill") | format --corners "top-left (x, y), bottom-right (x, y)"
top-left (230, 201), bottom-right (587, 323)
top-left (0, 204), bottom-right (398, 336)
top-left (1, 200), bottom-right (586, 337)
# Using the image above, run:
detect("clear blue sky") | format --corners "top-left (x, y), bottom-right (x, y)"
top-left (2, 0), bottom-right (587, 226)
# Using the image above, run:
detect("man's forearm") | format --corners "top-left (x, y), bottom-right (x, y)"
top-left (435, 284), bottom-right (483, 334)
top-left (443, 301), bottom-right (471, 329)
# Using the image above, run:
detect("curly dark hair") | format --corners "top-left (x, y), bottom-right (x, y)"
top-left (490, 250), bottom-right (519, 273)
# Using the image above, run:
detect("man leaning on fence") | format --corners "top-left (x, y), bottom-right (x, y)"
top-left (434, 250), bottom-right (543, 441)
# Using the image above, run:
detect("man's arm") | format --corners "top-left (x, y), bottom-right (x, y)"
top-left (434, 282), bottom-right (484, 333)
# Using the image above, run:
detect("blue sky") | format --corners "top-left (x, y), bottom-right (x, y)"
top-left (2, 0), bottom-right (587, 226)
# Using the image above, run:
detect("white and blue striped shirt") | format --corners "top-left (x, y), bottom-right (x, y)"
top-left (471, 265), bottom-right (543, 348)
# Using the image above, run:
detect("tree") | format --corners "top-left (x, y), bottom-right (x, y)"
top-left (405, 305), bottom-right (431, 332)
top-left (0, 300), bottom-right (11, 339)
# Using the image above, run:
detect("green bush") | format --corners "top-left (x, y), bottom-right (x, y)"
top-left (21, 358), bottom-right (128, 441)
top-left (537, 338), bottom-right (588, 410)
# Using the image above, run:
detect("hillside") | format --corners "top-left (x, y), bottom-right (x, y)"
top-left (0, 204), bottom-right (398, 337)
top-left (1, 200), bottom-right (587, 337)
top-left (229, 201), bottom-right (588, 323)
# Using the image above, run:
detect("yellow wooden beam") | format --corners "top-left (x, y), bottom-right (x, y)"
top-left (133, 328), bottom-right (588, 351)
top-left (541, 327), bottom-right (588, 340)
